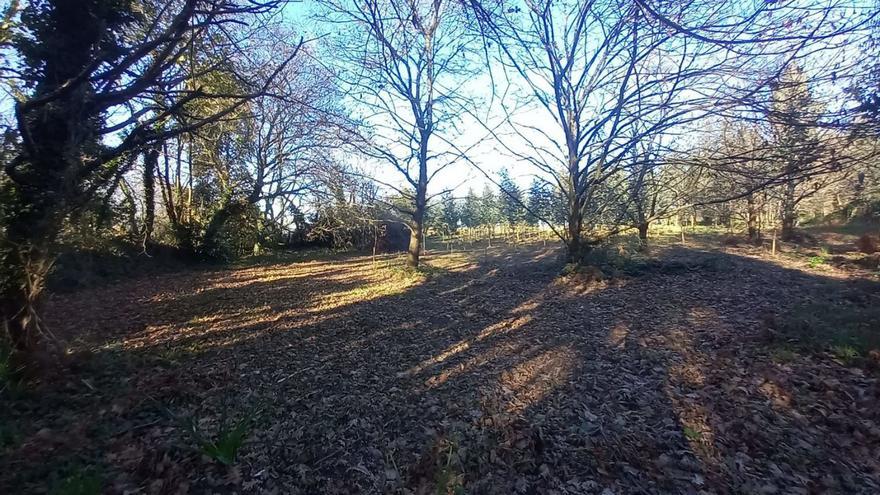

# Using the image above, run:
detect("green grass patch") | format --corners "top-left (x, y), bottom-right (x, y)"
top-left (178, 406), bottom-right (261, 466)
top-left (380, 258), bottom-right (450, 281)
top-left (808, 255), bottom-right (826, 268)
top-left (570, 242), bottom-right (733, 278)
top-left (768, 302), bottom-right (880, 367)
top-left (682, 426), bottom-right (703, 441)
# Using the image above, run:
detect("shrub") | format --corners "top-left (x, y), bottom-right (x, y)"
top-left (576, 243), bottom-right (634, 274)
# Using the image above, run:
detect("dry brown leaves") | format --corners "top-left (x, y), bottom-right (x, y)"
top-left (2, 240), bottom-right (879, 494)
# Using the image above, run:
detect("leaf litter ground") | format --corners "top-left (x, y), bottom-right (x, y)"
top-left (2, 238), bottom-right (879, 494)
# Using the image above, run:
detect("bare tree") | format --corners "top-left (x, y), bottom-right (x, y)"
top-left (466, 0), bottom-right (727, 261)
top-left (464, 0), bottom-right (874, 259)
top-left (622, 131), bottom-right (700, 245)
top-left (317, 0), bottom-right (475, 268)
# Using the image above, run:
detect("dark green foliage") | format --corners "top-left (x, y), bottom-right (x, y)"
top-left (549, 187), bottom-right (568, 225)
top-left (436, 191), bottom-right (459, 234)
top-left (199, 199), bottom-right (263, 260)
top-left (48, 242), bottom-right (197, 292)
top-left (525, 178), bottom-right (552, 226)
top-left (459, 188), bottom-right (480, 228)
top-left (478, 184), bottom-right (499, 227)
top-left (8, 0), bottom-right (133, 236)
top-left (497, 168), bottom-right (524, 225)
top-left (197, 419), bottom-right (249, 465)
top-left (1, 0), bottom-right (141, 355)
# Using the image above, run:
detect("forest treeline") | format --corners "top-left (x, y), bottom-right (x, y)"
top-left (0, 0), bottom-right (879, 365)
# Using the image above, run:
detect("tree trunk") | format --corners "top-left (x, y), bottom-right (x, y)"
top-left (637, 222), bottom-right (649, 245)
top-left (566, 196), bottom-right (583, 263)
top-left (1, 238), bottom-right (55, 373)
top-left (2, 153), bottom-right (67, 369)
top-left (747, 193), bottom-right (760, 243)
top-left (142, 147), bottom-right (158, 251)
top-left (780, 181), bottom-right (797, 241)
top-left (407, 174), bottom-right (427, 268)
top-left (119, 180), bottom-right (140, 239)
top-left (407, 221), bottom-right (423, 269)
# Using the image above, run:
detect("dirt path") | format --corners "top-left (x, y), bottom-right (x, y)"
top-left (3, 243), bottom-right (879, 494)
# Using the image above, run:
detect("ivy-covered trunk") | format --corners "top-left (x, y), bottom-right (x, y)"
top-left (1, 0), bottom-right (113, 365)
top-left (1, 241), bottom-right (55, 362)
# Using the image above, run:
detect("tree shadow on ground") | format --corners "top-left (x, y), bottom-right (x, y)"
top-left (3, 243), bottom-right (879, 494)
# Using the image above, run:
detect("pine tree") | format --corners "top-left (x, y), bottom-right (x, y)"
top-left (550, 186), bottom-right (568, 225)
top-left (460, 188), bottom-right (481, 228)
top-left (439, 191), bottom-right (459, 234)
top-left (526, 178), bottom-right (551, 225)
top-left (498, 168), bottom-right (525, 225)
top-left (771, 64), bottom-right (821, 240)
top-left (479, 184), bottom-right (500, 227)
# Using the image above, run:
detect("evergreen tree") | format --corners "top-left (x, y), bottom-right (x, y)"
top-left (438, 191), bottom-right (459, 233)
top-left (479, 184), bottom-right (500, 227)
top-left (498, 168), bottom-right (525, 225)
top-left (550, 186), bottom-right (568, 225)
top-left (526, 178), bottom-right (551, 225)
top-left (771, 64), bottom-right (821, 240)
top-left (460, 188), bottom-right (480, 228)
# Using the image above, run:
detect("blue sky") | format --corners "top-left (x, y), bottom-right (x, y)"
top-left (0, 0), bottom-right (874, 203)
